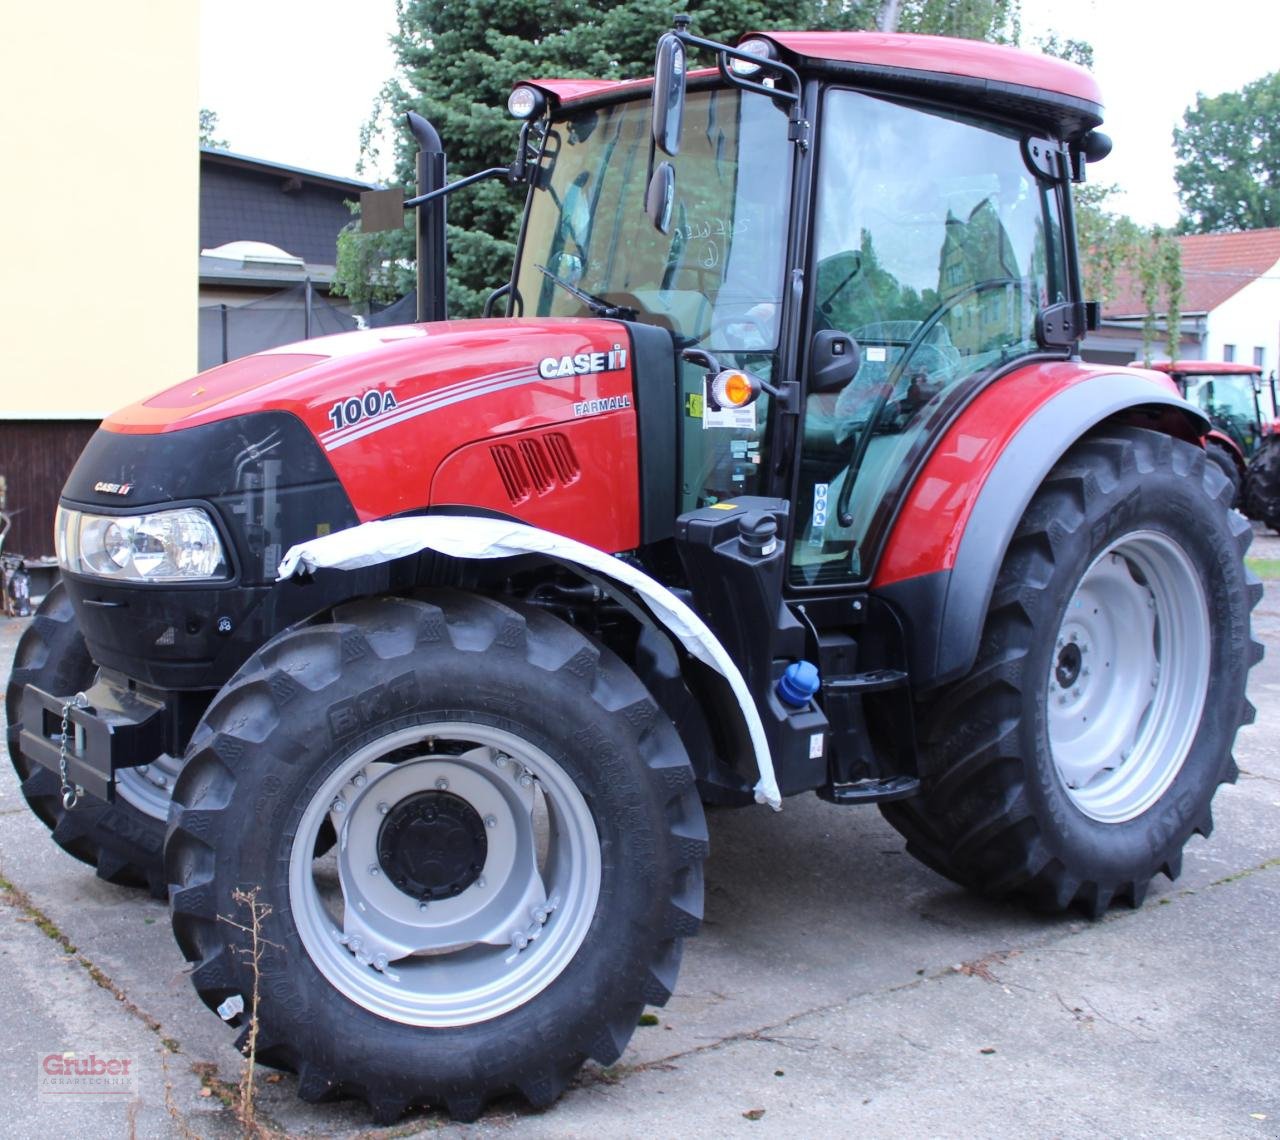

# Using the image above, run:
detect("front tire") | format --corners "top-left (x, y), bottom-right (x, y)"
top-left (883, 428), bottom-right (1263, 915)
top-left (5, 583), bottom-right (175, 896)
top-left (166, 592), bottom-right (707, 1123)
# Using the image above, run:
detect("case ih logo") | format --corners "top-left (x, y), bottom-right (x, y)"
top-left (537, 345), bottom-right (629, 380)
top-left (92, 481), bottom-right (133, 496)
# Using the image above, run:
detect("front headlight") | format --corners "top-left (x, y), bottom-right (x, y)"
top-left (56, 506), bottom-right (230, 583)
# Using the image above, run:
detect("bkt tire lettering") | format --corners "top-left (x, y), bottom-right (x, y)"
top-left (327, 672), bottom-right (420, 740)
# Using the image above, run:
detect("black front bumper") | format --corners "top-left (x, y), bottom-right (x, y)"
top-left (20, 672), bottom-right (172, 803)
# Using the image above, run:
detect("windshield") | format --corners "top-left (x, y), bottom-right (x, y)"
top-left (515, 87), bottom-right (793, 513)
top-left (515, 88), bottom-right (792, 349)
top-left (1182, 374), bottom-right (1262, 455)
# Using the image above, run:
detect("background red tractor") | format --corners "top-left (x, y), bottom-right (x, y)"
top-left (1145, 360), bottom-right (1280, 526)
top-left (6, 21), bottom-right (1263, 1121)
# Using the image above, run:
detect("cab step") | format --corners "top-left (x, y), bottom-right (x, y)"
top-left (817, 775), bottom-right (921, 805)
top-left (822, 668), bottom-right (908, 694)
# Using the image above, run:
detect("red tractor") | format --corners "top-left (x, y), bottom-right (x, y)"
top-left (1144, 360), bottom-right (1280, 529)
top-left (6, 22), bottom-right (1263, 1122)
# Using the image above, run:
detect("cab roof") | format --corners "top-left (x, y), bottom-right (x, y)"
top-left (1146, 361), bottom-right (1262, 377)
top-left (526, 30), bottom-right (1104, 138)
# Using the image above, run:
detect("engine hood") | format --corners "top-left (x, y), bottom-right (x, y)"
top-left (105, 318), bottom-right (634, 437)
top-left (99, 317), bottom-right (654, 545)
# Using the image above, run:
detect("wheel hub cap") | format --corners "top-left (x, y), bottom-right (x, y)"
top-left (377, 791), bottom-right (488, 900)
top-left (1046, 532), bottom-right (1210, 823)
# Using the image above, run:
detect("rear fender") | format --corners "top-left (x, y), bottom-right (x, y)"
top-left (873, 364), bottom-right (1210, 692)
top-left (277, 515), bottom-right (781, 809)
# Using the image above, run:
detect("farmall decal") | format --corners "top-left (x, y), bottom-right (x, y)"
top-left (537, 344), bottom-right (629, 380)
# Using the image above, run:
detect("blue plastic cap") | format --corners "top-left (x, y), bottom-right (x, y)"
top-left (777, 660), bottom-right (820, 708)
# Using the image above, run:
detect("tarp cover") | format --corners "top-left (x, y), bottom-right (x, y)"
top-left (278, 516), bottom-right (781, 808)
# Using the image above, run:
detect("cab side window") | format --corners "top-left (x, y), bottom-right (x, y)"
top-left (792, 89), bottom-right (1067, 585)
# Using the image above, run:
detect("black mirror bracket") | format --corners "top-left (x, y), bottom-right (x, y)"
top-left (666, 20), bottom-right (808, 150)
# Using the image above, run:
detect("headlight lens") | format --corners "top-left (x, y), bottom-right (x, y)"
top-left (56, 506), bottom-right (230, 582)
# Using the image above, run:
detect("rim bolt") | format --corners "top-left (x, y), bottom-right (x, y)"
top-left (377, 802), bottom-right (390, 815)
top-left (1082, 668), bottom-right (1090, 678)
top-left (349, 936), bottom-right (363, 953)
top-left (435, 777), bottom-right (449, 791)
top-left (368, 864), bottom-right (380, 876)
top-left (373, 954), bottom-right (388, 971)
top-left (485, 815), bottom-right (497, 829)
top-left (494, 753), bottom-right (510, 768)
top-left (157, 776), bottom-right (168, 788)
top-left (476, 875), bottom-right (486, 889)
top-left (418, 900), bottom-right (429, 911)
top-left (1057, 638), bottom-right (1065, 650)
top-left (518, 772), bottom-right (533, 788)
top-left (331, 797), bottom-right (347, 814)
top-left (352, 772), bottom-right (367, 788)
top-left (1069, 631), bottom-right (1078, 643)
top-left (512, 931), bottom-right (529, 950)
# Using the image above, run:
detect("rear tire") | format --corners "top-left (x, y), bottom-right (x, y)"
top-left (1244, 437), bottom-right (1280, 532)
top-left (1205, 441), bottom-right (1242, 508)
top-left (882, 428), bottom-right (1263, 916)
top-left (5, 583), bottom-right (172, 897)
top-left (166, 591), bottom-right (707, 1123)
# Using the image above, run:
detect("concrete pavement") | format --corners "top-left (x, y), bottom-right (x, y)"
top-left (0, 524), bottom-right (1276, 1138)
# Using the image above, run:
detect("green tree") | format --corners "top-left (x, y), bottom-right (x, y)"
top-left (1174, 71), bottom-right (1280, 233)
top-left (1076, 183), bottom-right (1183, 364)
top-left (199, 108), bottom-right (227, 149)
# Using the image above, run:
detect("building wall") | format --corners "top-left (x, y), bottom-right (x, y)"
top-left (1202, 258), bottom-right (1280, 374)
top-left (0, 2), bottom-right (199, 420)
top-left (0, 423), bottom-right (100, 557)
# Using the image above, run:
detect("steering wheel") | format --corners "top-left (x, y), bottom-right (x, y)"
top-left (706, 306), bottom-right (776, 352)
top-left (833, 277), bottom-right (1024, 528)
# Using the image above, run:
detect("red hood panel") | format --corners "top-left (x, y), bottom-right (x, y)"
top-left (103, 319), bottom-right (643, 543)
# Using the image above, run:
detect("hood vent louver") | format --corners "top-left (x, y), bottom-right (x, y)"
top-left (490, 433), bottom-right (581, 505)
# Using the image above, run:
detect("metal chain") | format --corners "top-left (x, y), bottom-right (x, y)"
top-left (58, 692), bottom-right (88, 810)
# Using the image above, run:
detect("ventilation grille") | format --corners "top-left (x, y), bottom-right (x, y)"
top-left (490, 433), bottom-right (581, 505)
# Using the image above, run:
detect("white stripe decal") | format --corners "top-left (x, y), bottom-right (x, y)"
top-left (318, 365), bottom-right (534, 448)
top-left (320, 371), bottom-right (540, 450)
top-left (323, 372), bottom-right (544, 451)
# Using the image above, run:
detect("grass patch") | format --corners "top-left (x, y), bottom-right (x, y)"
top-left (1246, 557), bottom-right (1280, 580)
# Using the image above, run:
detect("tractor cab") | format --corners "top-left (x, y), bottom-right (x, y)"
top-left (505, 29), bottom-right (1108, 591)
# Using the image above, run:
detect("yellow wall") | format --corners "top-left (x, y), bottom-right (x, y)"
top-left (0, 1), bottom-right (198, 418)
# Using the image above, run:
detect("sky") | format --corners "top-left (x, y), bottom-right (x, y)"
top-left (199, 0), bottom-right (1279, 227)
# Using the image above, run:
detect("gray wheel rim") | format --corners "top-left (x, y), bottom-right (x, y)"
top-left (289, 723), bottom-right (601, 1027)
top-left (116, 753), bottom-right (184, 821)
top-left (1047, 530), bottom-right (1211, 824)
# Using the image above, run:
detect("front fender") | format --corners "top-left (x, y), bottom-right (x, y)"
top-left (278, 516), bottom-right (781, 809)
top-left (873, 363), bottom-right (1210, 691)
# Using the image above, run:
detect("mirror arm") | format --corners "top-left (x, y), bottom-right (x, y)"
top-left (403, 166), bottom-right (513, 210)
top-left (671, 28), bottom-right (801, 107)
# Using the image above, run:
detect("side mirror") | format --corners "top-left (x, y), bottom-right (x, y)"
top-left (652, 33), bottom-right (686, 156)
top-left (809, 330), bottom-right (860, 393)
top-left (645, 161), bottom-right (676, 234)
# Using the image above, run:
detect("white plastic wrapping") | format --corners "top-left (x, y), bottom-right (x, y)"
top-left (278, 516), bottom-right (782, 809)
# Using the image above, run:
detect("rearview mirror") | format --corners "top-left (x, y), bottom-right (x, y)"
top-left (645, 161), bottom-right (676, 234)
top-left (652, 33), bottom-right (686, 156)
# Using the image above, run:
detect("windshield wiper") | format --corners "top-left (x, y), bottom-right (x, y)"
top-left (535, 264), bottom-right (637, 320)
